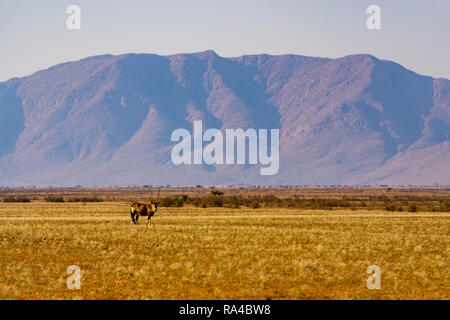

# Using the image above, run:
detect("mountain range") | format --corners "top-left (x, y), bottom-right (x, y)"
top-left (0, 50), bottom-right (449, 186)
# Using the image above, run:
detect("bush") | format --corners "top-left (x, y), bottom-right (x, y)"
top-left (408, 204), bottom-right (418, 212)
top-left (210, 190), bottom-right (224, 196)
top-left (439, 200), bottom-right (450, 212)
top-left (66, 197), bottom-right (103, 202)
top-left (3, 196), bottom-right (31, 203)
top-left (190, 197), bottom-right (202, 207)
top-left (228, 196), bottom-right (240, 209)
top-left (249, 199), bottom-right (260, 209)
top-left (160, 197), bottom-right (175, 207)
top-left (175, 197), bottom-right (184, 207)
top-left (385, 204), bottom-right (396, 211)
top-left (204, 195), bottom-right (223, 207)
top-left (45, 196), bottom-right (65, 202)
top-left (160, 196), bottom-right (184, 207)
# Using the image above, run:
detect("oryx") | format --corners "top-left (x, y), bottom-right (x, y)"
top-left (130, 188), bottom-right (160, 226)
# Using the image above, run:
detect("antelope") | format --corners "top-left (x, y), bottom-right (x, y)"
top-left (130, 188), bottom-right (160, 226)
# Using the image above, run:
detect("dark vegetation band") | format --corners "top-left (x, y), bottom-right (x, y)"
top-left (2, 189), bottom-right (449, 212)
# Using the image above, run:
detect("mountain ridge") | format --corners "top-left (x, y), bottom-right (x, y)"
top-left (0, 51), bottom-right (448, 186)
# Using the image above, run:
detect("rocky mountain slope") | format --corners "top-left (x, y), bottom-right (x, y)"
top-left (0, 51), bottom-right (448, 186)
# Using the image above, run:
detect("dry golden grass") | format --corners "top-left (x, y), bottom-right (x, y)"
top-left (0, 201), bottom-right (448, 300)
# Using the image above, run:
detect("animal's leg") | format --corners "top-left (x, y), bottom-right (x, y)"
top-left (135, 215), bottom-right (140, 224)
top-left (147, 216), bottom-right (151, 226)
top-left (130, 210), bottom-right (136, 225)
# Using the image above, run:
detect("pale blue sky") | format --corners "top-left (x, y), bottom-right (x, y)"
top-left (0, 0), bottom-right (449, 82)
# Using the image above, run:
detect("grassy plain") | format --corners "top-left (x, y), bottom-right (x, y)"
top-left (0, 193), bottom-right (448, 300)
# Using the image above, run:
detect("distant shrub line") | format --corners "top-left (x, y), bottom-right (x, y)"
top-left (45, 196), bottom-right (103, 203)
top-left (158, 192), bottom-right (450, 212)
top-left (3, 196), bottom-right (31, 203)
top-left (2, 191), bottom-right (449, 212)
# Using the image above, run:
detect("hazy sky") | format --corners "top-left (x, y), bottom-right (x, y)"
top-left (0, 0), bottom-right (449, 82)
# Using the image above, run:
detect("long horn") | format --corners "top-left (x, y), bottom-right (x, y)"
top-left (157, 187), bottom-right (161, 201)
top-left (150, 188), bottom-right (154, 202)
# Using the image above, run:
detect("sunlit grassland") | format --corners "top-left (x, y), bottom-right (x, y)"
top-left (0, 202), bottom-right (448, 299)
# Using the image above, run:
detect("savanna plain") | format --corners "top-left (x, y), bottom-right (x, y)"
top-left (0, 187), bottom-right (448, 300)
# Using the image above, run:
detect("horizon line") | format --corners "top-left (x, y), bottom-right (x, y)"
top-left (3, 50), bottom-right (447, 83)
